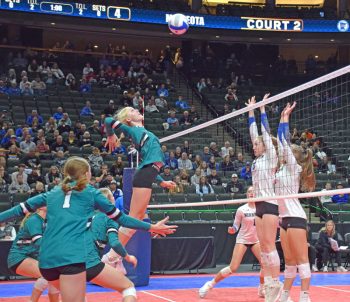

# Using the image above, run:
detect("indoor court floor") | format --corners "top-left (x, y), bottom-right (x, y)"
top-left (0, 272), bottom-right (349, 301)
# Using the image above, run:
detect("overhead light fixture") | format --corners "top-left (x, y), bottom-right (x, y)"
top-left (93, 45), bottom-right (99, 49)
top-left (287, 38), bottom-right (291, 41)
top-left (330, 39), bottom-right (335, 42)
top-left (215, 35), bottom-right (220, 38)
top-left (50, 22), bottom-right (56, 25)
top-left (112, 27), bottom-right (117, 31)
top-left (259, 38), bottom-right (263, 41)
top-left (315, 55), bottom-right (319, 59)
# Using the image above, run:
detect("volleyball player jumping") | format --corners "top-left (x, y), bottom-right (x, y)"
top-left (247, 95), bottom-right (282, 302)
top-left (276, 102), bottom-right (315, 302)
top-left (103, 107), bottom-right (175, 266)
top-left (199, 186), bottom-right (265, 299)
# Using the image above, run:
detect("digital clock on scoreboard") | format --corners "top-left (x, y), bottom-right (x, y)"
top-left (40, 2), bottom-right (74, 15)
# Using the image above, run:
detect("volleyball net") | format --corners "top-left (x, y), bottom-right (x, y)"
top-left (149, 65), bottom-right (350, 214)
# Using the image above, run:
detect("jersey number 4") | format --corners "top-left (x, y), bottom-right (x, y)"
top-left (63, 192), bottom-right (72, 208)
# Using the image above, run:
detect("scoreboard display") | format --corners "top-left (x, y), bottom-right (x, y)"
top-left (0, 0), bottom-right (349, 33)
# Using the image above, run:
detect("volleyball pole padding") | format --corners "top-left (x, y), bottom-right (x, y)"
top-left (123, 167), bottom-right (151, 286)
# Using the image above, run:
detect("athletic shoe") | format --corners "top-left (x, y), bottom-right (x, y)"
top-left (199, 281), bottom-right (213, 298)
top-left (115, 258), bottom-right (127, 275)
top-left (337, 266), bottom-right (348, 272)
top-left (265, 281), bottom-right (283, 302)
top-left (311, 264), bottom-right (318, 272)
top-left (322, 266), bottom-right (328, 272)
top-left (299, 296), bottom-right (311, 302)
top-left (258, 284), bottom-right (265, 298)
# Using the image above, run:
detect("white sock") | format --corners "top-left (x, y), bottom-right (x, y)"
top-left (299, 291), bottom-right (309, 301)
top-left (280, 290), bottom-right (290, 302)
top-left (264, 276), bottom-right (273, 285)
top-left (209, 279), bottom-right (216, 287)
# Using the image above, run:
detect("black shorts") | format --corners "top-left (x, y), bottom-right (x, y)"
top-left (40, 263), bottom-right (86, 281)
top-left (86, 262), bottom-right (105, 282)
top-left (244, 243), bottom-right (255, 249)
top-left (280, 217), bottom-right (307, 231)
top-left (9, 259), bottom-right (25, 274)
top-left (255, 201), bottom-right (279, 218)
top-left (133, 164), bottom-right (160, 189)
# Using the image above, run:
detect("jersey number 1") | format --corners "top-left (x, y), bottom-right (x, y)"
top-left (63, 192), bottom-right (72, 208)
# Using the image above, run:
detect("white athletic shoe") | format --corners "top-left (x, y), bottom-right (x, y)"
top-left (258, 284), bottom-right (265, 298)
top-left (337, 266), bottom-right (348, 272)
top-left (311, 264), bottom-right (318, 272)
top-left (199, 281), bottom-right (213, 298)
top-left (265, 281), bottom-right (283, 302)
top-left (322, 266), bottom-right (328, 272)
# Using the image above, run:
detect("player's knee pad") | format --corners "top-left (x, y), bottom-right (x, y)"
top-left (284, 265), bottom-right (297, 279)
top-left (220, 266), bottom-right (232, 277)
top-left (297, 263), bottom-right (311, 279)
top-left (48, 284), bottom-right (60, 295)
top-left (119, 227), bottom-right (136, 238)
top-left (34, 277), bottom-right (48, 292)
top-left (122, 287), bottom-right (137, 298)
top-left (266, 250), bottom-right (280, 268)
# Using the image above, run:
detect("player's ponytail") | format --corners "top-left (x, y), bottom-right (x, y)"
top-left (20, 213), bottom-right (33, 228)
top-left (62, 157), bottom-right (90, 194)
top-left (293, 145), bottom-right (315, 192)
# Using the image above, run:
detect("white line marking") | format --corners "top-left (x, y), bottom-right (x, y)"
top-left (317, 286), bottom-right (350, 293)
top-left (141, 290), bottom-right (177, 302)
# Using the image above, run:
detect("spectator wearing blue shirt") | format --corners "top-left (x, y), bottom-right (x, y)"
top-left (79, 78), bottom-right (92, 93)
top-left (15, 125), bottom-right (33, 138)
top-left (109, 180), bottom-right (124, 212)
top-left (332, 183), bottom-right (349, 204)
top-left (26, 110), bottom-right (44, 125)
top-left (166, 151), bottom-right (178, 170)
top-left (196, 176), bottom-right (214, 196)
top-left (201, 146), bottom-right (212, 163)
top-left (161, 145), bottom-right (170, 162)
top-left (166, 111), bottom-right (179, 128)
top-left (157, 83), bottom-right (169, 97)
top-left (80, 100), bottom-right (95, 117)
top-left (53, 107), bottom-right (64, 121)
top-left (175, 95), bottom-right (191, 110)
top-left (240, 162), bottom-right (252, 182)
top-left (7, 83), bottom-right (20, 96)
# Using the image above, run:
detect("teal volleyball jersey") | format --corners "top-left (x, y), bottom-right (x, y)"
top-left (0, 184), bottom-right (152, 269)
top-left (105, 117), bottom-right (165, 169)
top-left (7, 213), bottom-right (44, 268)
top-left (87, 212), bottom-right (150, 268)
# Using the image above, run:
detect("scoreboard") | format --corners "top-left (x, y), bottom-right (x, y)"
top-left (0, 0), bottom-right (349, 33)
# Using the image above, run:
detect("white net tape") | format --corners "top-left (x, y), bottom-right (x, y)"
top-left (148, 188), bottom-right (350, 208)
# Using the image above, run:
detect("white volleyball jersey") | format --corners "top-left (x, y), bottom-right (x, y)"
top-left (234, 204), bottom-right (259, 245)
top-left (249, 114), bottom-right (278, 205)
top-left (276, 122), bottom-right (306, 219)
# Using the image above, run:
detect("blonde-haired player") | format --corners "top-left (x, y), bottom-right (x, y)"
top-left (199, 186), bottom-right (265, 298)
top-left (103, 107), bottom-right (175, 267)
